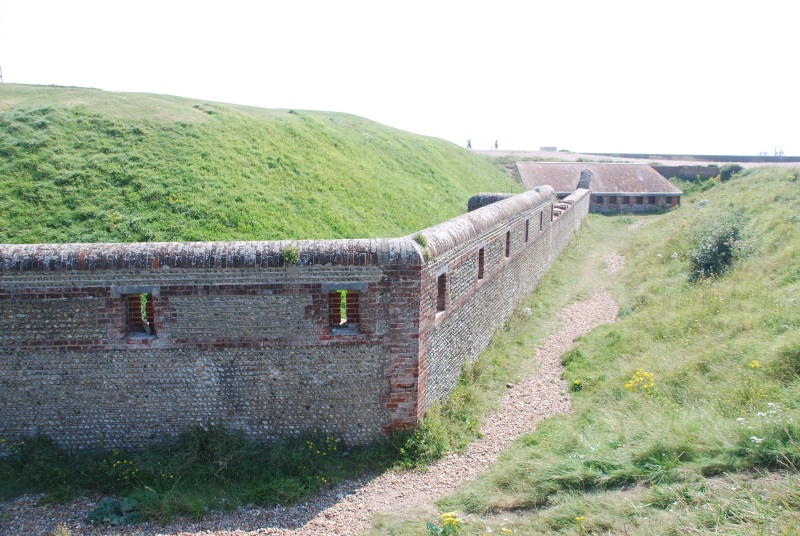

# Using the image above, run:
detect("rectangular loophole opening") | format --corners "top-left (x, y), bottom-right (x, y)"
top-left (524, 219), bottom-right (530, 242)
top-left (126, 293), bottom-right (155, 337)
top-left (478, 247), bottom-right (485, 280)
top-left (540, 210), bottom-right (544, 231)
top-left (329, 290), bottom-right (360, 333)
top-left (436, 273), bottom-right (447, 312)
top-left (505, 230), bottom-right (511, 257)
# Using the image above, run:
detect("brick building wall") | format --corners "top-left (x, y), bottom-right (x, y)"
top-left (590, 194), bottom-right (680, 213)
top-left (0, 186), bottom-right (589, 450)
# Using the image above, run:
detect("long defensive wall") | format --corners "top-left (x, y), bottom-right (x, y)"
top-left (0, 186), bottom-right (589, 449)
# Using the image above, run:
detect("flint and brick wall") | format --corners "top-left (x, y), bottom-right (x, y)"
top-left (0, 186), bottom-right (589, 450)
top-left (417, 189), bottom-right (590, 411)
top-left (590, 194), bottom-right (680, 213)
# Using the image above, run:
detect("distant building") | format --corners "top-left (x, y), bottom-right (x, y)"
top-left (539, 146), bottom-right (557, 152)
top-left (516, 162), bottom-right (682, 213)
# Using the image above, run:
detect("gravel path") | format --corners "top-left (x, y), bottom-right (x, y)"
top-left (1, 289), bottom-right (619, 536)
top-left (602, 251), bottom-right (625, 275)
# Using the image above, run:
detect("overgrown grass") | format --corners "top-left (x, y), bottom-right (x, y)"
top-left (0, 427), bottom-right (398, 523)
top-left (375, 474), bottom-right (800, 535)
top-left (0, 84), bottom-right (520, 243)
top-left (375, 167), bottom-right (800, 534)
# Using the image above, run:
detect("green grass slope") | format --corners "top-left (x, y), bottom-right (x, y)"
top-left (429, 167), bottom-right (800, 534)
top-left (0, 84), bottom-right (520, 243)
top-left (370, 167), bottom-right (800, 535)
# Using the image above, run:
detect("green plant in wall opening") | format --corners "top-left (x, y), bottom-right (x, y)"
top-left (139, 293), bottom-right (148, 323)
top-left (337, 290), bottom-right (348, 322)
top-left (281, 245), bottom-right (300, 266)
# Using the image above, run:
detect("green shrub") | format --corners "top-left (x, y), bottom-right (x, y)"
top-left (720, 164), bottom-right (744, 182)
top-left (689, 212), bottom-right (747, 281)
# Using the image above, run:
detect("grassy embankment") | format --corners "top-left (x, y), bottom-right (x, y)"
top-left (0, 84), bottom-right (524, 523)
top-left (373, 167), bottom-right (800, 535)
top-left (0, 84), bottom-right (519, 243)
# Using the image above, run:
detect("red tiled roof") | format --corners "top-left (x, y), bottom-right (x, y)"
top-left (516, 162), bottom-right (683, 196)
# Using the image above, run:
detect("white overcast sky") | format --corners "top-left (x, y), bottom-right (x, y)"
top-left (0, 0), bottom-right (797, 155)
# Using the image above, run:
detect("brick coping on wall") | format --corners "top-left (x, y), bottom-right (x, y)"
top-left (411, 187), bottom-right (556, 260)
top-left (0, 186), bottom-right (558, 272)
top-left (0, 238), bottom-right (424, 271)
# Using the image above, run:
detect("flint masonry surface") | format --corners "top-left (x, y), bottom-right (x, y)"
top-left (0, 186), bottom-right (589, 450)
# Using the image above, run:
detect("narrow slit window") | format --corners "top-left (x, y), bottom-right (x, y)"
top-left (540, 210), bottom-right (544, 231)
top-left (505, 230), bottom-right (511, 257)
top-left (524, 219), bottom-right (530, 242)
top-left (478, 247), bottom-right (485, 280)
top-left (329, 290), bottom-right (360, 328)
top-left (126, 293), bottom-right (155, 336)
top-left (436, 273), bottom-right (447, 312)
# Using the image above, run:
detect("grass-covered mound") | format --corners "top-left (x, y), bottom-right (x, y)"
top-left (0, 84), bottom-right (520, 243)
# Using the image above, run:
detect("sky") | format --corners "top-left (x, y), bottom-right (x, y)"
top-left (0, 0), bottom-right (797, 155)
